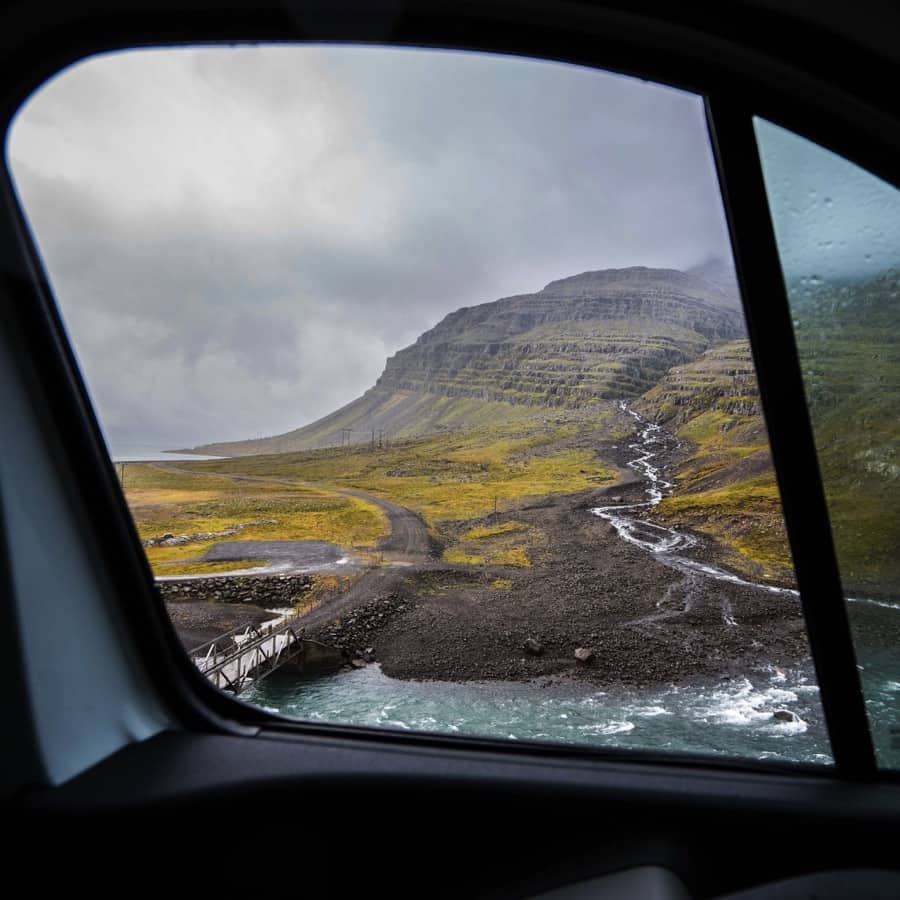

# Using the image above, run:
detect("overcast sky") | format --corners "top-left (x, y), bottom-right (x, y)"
top-left (7, 45), bottom-right (732, 451)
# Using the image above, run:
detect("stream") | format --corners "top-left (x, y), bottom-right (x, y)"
top-left (590, 403), bottom-right (798, 604)
top-left (244, 403), bottom-right (853, 766)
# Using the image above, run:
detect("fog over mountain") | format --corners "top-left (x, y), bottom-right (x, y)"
top-left (8, 45), bottom-right (733, 451)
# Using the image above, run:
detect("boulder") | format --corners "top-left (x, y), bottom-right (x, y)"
top-left (772, 709), bottom-right (799, 723)
top-left (350, 658), bottom-right (368, 669)
top-left (523, 637), bottom-right (543, 656)
top-left (574, 647), bottom-right (594, 663)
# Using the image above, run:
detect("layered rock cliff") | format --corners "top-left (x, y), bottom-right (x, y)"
top-left (190, 265), bottom-right (745, 455)
top-left (376, 267), bottom-right (743, 407)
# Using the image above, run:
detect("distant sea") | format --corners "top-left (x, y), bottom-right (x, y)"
top-left (109, 443), bottom-right (224, 462)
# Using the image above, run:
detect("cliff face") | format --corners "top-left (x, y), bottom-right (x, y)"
top-left (635, 339), bottom-right (763, 430)
top-left (376, 267), bottom-right (744, 407)
top-left (190, 265), bottom-right (745, 455)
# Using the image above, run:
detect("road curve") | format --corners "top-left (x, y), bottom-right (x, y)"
top-left (336, 488), bottom-right (431, 558)
top-left (150, 463), bottom-right (432, 564)
top-left (147, 463), bottom-right (435, 631)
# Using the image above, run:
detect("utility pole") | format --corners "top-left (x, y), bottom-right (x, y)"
top-left (370, 428), bottom-right (376, 452)
top-left (120, 462), bottom-right (126, 487)
top-left (377, 428), bottom-right (384, 449)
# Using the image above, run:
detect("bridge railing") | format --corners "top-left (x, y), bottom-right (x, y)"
top-left (191, 609), bottom-right (306, 693)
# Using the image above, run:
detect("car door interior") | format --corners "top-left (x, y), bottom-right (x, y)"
top-left (2, 1), bottom-right (900, 897)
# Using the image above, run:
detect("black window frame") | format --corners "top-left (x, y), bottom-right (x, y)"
top-left (3, 0), bottom-right (900, 790)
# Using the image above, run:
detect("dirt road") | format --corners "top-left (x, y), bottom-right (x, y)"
top-left (337, 488), bottom-right (432, 558)
top-left (295, 490), bottom-right (434, 630)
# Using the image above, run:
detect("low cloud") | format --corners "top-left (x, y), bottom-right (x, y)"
top-left (9, 45), bottom-right (732, 449)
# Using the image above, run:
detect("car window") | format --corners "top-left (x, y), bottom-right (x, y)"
top-left (6, 45), bottom-right (828, 765)
top-left (755, 119), bottom-right (900, 768)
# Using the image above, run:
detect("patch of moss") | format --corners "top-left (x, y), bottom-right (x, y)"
top-left (155, 558), bottom-right (267, 576)
top-left (461, 521), bottom-right (527, 541)
top-left (491, 547), bottom-right (532, 568)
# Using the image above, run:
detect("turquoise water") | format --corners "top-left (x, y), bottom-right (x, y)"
top-left (245, 598), bottom-right (900, 767)
top-left (245, 659), bottom-right (833, 765)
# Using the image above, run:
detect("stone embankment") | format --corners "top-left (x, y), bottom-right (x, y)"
top-left (308, 593), bottom-right (413, 665)
top-left (158, 574), bottom-right (313, 608)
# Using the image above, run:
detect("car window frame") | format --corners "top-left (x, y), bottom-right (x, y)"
top-left (3, 0), bottom-right (900, 788)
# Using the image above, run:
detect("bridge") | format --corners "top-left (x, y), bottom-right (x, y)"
top-left (190, 609), bottom-right (306, 694)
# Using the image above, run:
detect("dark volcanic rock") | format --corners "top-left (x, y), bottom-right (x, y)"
top-left (157, 574), bottom-right (313, 608)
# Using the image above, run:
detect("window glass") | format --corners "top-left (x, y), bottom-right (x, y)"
top-left (755, 118), bottom-right (900, 768)
top-left (7, 46), bottom-right (827, 765)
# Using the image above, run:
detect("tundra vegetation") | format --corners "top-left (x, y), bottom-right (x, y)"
top-left (126, 416), bottom-right (620, 576)
top-left (789, 272), bottom-right (900, 601)
top-left (127, 265), bottom-right (895, 608)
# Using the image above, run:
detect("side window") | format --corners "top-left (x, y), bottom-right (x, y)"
top-left (755, 119), bottom-right (900, 768)
top-left (7, 46), bottom-right (828, 766)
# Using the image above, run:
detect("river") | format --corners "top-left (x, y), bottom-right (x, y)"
top-left (246, 404), bottom-right (899, 767)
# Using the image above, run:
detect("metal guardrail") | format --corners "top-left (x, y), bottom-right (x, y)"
top-left (190, 610), bottom-right (306, 694)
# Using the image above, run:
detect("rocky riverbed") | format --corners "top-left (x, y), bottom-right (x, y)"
top-left (164, 412), bottom-right (809, 688)
top-left (302, 493), bottom-right (809, 687)
top-left (300, 412), bottom-right (808, 687)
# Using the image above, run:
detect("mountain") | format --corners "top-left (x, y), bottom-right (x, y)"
top-left (634, 266), bottom-right (900, 593)
top-left (787, 269), bottom-right (900, 599)
top-left (187, 266), bottom-right (745, 456)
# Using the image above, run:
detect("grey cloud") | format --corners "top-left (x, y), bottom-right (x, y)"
top-left (8, 45), bottom-right (732, 450)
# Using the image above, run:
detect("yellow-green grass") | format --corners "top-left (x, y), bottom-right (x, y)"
top-left (636, 340), bottom-right (788, 576)
top-left (444, 546), bottom-right (531, 567)
top-left (186, 420), bottom-right (618, 528)
top-left (122, 464), bottom-right (388, 576)
top-left (443, 548), bottom-right (489, 565)
top-left (443, 519), bottom-right (536, 568)
top-left (491, 578), bottom-right (513, 590)
top-left (460, 521), bottom-right (527, 541)
top-left (656, 475), bottom-right (793, 578)
top-left (676, 408), bottom-right (767, 454)
top-left (155, 559), bottom-right (268, 576)
top-left (123, 419), bottom-right (617, 576)
top-left (822, 483), bottom-right (900, 600)
top-left (491, 547), bottom-right (532, 567)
